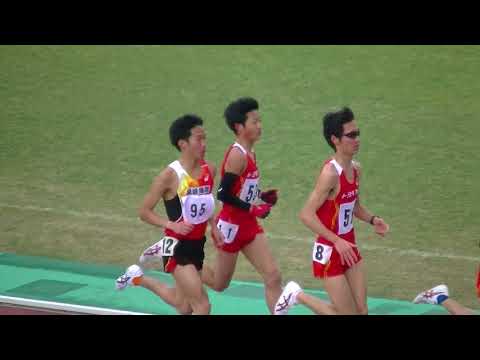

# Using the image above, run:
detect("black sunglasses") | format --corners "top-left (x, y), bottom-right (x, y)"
top-left (343, 130), bottom-right (360, 139)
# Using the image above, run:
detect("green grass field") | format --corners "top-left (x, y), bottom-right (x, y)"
top-left (1, 45), bottom-right (479, 310)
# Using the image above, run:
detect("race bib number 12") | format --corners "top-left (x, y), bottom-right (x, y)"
top-left (160, 237), bottom-right (179, 257)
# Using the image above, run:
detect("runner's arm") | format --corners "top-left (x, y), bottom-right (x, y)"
top-left (353, 198), bottom-right (376, 224)
top-left (216, 148), bottom-right (251, 211)
top-left (352, 165), bottom-right (389, 234)
top-left (138, 168), bottom-right (178, 229)
top-left (299, 165), bottom-right (343, 243)
top-left (352, 164), bottom-right (377, 224)
top-left (206, 160), bottom-right (220, 220)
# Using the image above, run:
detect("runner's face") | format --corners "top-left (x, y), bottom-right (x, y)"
top-left (186, 126), bottom-right (206, 160)
top-left (338, 120), bottom-right (360, 155)
top-left (241, 110), bottom-right (262, 141)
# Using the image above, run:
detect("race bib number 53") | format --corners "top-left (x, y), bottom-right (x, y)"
top-left (239, 178), bottom-right (259, 204)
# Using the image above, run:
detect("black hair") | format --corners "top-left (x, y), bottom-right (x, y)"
top-left (169, 114), bottom-right (203, 151)
top-left (323, 107), bottom-right (355, 150)
top-left (224, 97), bottom-right (259, 134)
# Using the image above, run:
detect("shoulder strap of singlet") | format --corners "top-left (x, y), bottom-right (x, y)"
top-left (232, 142), bottom-right (247, 155)
top-left (168, 160), bottom-right (187, 180)
top-left (329, 159), bottom-right (343, 176)
top-left (233, 142), bottom-right (256, 163)
top-left (200, 160), bottom-right (213, 178)
top-left (221, 143), bottom-right (251, 176)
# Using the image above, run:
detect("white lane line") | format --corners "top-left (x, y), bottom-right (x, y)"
top-left (0, 295), bottom-right (150, 315)
top-left (2, 202), bottom-right (479, 262)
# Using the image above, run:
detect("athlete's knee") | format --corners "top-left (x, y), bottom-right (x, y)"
top-left (211, 283), bottom-right (228, 292)
top-left (207, 270), bottom-right (233, 292)
top-left (330, 300), bottom-right (358, 315)
top-left (176, 305), bottom-right (193, 315)
top-left (175, 299), bottom-right (193, 315)
top-left (191, 297), bottom-right (211, 315)
top-left (210, 278), bottom-right (232, 292)
top-left (336, 307), bottom-right (358, 315)
top-left (356, 303), bottom-right (368, 315)
top-left (263, 267), bottom-right (282, 289)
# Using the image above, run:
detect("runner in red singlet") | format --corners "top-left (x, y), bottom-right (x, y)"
top-left (274, 107), bottom-right (389, 315)
top-left (201, 97), bottom-right (283, 314)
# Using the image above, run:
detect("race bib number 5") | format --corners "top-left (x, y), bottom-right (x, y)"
top-left (338, 200), bottom-right (355, 235)
top-left (312, 243), bottom-right (333, 265)
top-left (160, 237), bottom-right (179, 257)
top-left (239, 178), bottom-right (259, 204)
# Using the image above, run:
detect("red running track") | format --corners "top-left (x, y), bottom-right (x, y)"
top-left (0, 303), bottom-right (83, 315)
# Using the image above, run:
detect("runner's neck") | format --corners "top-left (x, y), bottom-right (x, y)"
top-left (333, 153), bottom-right (354, 171)
top-left (178, 155), bottom-right (202, 177)
top-left (234, 137), bottom-right (255, 154)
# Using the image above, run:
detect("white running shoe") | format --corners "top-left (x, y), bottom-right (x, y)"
top-left (139, 240), bottom-right (163, 265)
top-left (116, 264), bottom-right (144, 290)
top-left (274, 281), bottom-right (303, 315)
top-left (413, 284), bottom-right (449, 305)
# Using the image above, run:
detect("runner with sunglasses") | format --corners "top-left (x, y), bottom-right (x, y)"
top-left (275, 107), bottom-right (390, 315)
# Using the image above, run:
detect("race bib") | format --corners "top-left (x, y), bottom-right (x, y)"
top-left (312, 242), bottom-right (333, 265)
top-left (239, 178), bottom-right (259, 204)
top-left (159, 236), bottom-right (179, 257)
top-left (181, 193), bottom-right (215, 224)
top-left (216, 219), bottom-right (239, 244)
top-left (338, 200), bottom-right (356, 235)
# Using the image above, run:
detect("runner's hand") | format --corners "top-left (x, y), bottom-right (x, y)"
top-left (211, 225), bottom-right (225, 248)
top-left (334, 238), bottom-right (358, 267)
top-left (167, 221), bottom-right (194, 235)
top-left (260, 189), bottom-right (279, 206)
top-left (250, 204), bottom-right (272, 219)
top-left (373, 217), bottom-right (390, 237)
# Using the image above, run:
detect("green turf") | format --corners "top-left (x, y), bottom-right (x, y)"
top-left (1, 45), bottom-right (479, 309)
top-left (0, 252), bottom-right (449, 315)
top-left (6, 279), bottom-right (87, 298)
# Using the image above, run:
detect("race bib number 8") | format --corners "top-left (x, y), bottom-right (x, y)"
top-left (239, 178), bottom-right (259, 204)
top-left (216, 219), bottom-right (239, 244)
top-left (338, 200), bottom-right (355, 235)
top-left (312, 243), bottom-right (333, 265)
top-left (160, 237), bottom-right (179, 257)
